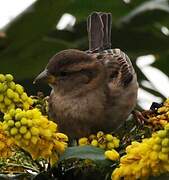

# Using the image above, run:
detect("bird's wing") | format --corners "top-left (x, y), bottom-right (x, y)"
top-left (87, 12), bottom-right (135, 87)
top-left (105, 48), bottom-right (134, 87)
top-left (90, 48), bottom-right (135, 88)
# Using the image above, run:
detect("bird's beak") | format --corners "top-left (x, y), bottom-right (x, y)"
top-left (33, 69), bottom-right (48, 84)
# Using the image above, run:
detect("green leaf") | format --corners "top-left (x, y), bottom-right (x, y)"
top-left (119, 0), bottom-right (169, 26)
top-left (59, 145), bottom-right (112, 167)
top-left (153, 52), bottom-right (169, 76)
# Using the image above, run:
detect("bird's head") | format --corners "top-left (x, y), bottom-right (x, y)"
top-left (34, 49), bottom-right (106, 96)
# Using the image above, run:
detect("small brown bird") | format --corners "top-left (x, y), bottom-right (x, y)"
top-left (34, 12), bottom-right (138, 139)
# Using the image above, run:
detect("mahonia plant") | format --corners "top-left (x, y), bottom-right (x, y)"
top-left (0, 73), bottom-right (68, 165)
top-left (78, 131), bottom-right (120, 161)
top-left (0, 122), bottom-right (14, 158)
top-left (147, 98), bottom-right (169, 129)
top-left (78, 131), bottom-right (120, 150)
top-left (112, 98), bottom-right (169, 180)
top-left (2, 108), bottom-right (68, 163)
top-left (0, 74), bottom-right (33, 113)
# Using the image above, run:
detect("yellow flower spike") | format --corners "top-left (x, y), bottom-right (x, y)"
top-left (112, 121), bottom-right (169, 179)
top-left (132, 163), bottom-right (141, 174)
top-left (152, 144), bottom-right (161, 152)
top-left (158, 152), bottom-right (168, 161)
top-left (141, 167), bottom-right (150, 177)
top-left (43, 129), bottom-right (52, 140)
top-left (0, 141), bottom-right (5, 150)
top-left (154, 136), bottom-right (162, 144)
top-left (161, 147), bottom-right (169, 153)
top-left (120, 155), bottom-right (130, 164)
top-left (126, 145), bottom-right (132, 153)
top-left (91, 139), bottom-right (98, 147)
top-left (78, 137), bottom-right (89, 146)
top-left (164, 123), bottom-right (169, 131)
top-left (129, 147), bottom-right (140, 155)
top-left (54, 141), bottom-right (67, 154)
top-left (107, 142), bottom-right (115, 149)
top-left (157, 130), bottom-right (167, 138)
top-left (41, 149), bottom-right (52, 158)
top-left (149, 151), bottom-right (159, 161)
top-left (0, 74), bottom-right (34, 113)
top-left (105, 134), bottom-right (114, 141)
top-left (113, 138), bottom-right (120, 148)
top-left (29, 146), bottom-right (40, 160)
top-left (131, 141), bottom-right (140, 146)
top-left (49, 122), bottom-right (58, 132)
top-left (0, 128), bottom-right (14, 158)
top-left (78, 131), bottom-right (120, 151)
top-left (39, 121), bottom-right (49, 129)
top-left (50, 153), bottom-right (59, 166)
top-left (161, 138), bottom-right (169, 147)
top-left (55, 133), bottom-right (68, 141)
top-left (88, 134), bottom-right (96, 141)
top-left (165, 98), bottom-right (169, 104)
top-left (112, 168), bottom-right (122, 180)
top-left (1, 106), bottom-right (68, 162)
top-left (99, 143), bottom-right (106, 149)
top-left (105, 149), bottom-right (119, 161)
top-left (158, 107), bottom-right (167, 113)
top-left (121, 165), bottom-right (131, 177)
top-left (96, 131), bottom-right (104, 138)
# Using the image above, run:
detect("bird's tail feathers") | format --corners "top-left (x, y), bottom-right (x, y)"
top-left (87, 12), bottom-right (112, 51)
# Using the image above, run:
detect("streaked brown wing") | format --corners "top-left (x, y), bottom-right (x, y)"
top-left (92, 48), bottom-right (134, 87)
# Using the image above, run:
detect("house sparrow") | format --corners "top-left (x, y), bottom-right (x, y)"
top-left (34, 12), bottom-right (138, 139)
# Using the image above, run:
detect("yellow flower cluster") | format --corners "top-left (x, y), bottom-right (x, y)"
top-left (22, 132), bottom-right (68, 165)
top-left (112, 123), bottom-right (169, 180)
top-left (0, 74), bottom-right (33, 113)
top-left (78, 131), bottom-right (120, 150)
top-left (0, 122), bottom-right (14, 158)
top-left (148, 98), bottom-right (169, 127)
top-left (2, 108), bottom-right (68, 162)
top-left (105, 149), bottom-right (119, 161)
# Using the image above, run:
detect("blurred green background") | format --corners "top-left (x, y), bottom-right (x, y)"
top-left (0, 0), bottom-right (169, 109)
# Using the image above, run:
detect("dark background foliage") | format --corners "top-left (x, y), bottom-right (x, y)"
top-left (0, 0), bottom-right (168, 108)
